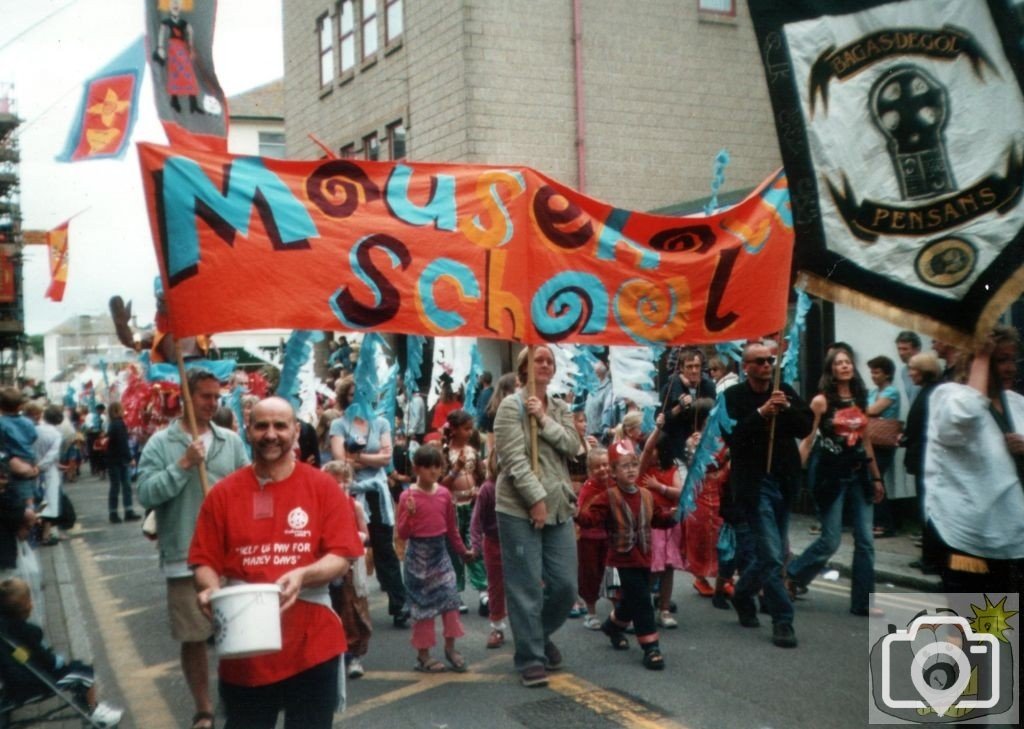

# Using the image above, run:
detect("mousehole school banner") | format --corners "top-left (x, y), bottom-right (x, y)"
top-left (137, 143), bottom-right (794, 347)
top-left (749, 0), bottom-right (1024, 344)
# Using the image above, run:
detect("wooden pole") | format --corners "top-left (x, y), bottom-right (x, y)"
top-left (527, 345), bottom-right (539, 474)
top-left (765, 330), bottom-right (786, 474)
top-left (175, 341), bottom-right (211, 495)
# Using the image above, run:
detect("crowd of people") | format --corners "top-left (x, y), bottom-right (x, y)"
top-left (0, 323), bottom-right (1019, 727)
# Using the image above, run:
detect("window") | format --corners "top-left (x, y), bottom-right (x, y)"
top-left (387, 121), bottom-right (406, 160)
top-left (385, 0), bottom-right (403, 44)
top-left (258, 131), bottom-right (286, 158)
top-left (338, 1), bottom-right (356, 73)
top-left (363, 132), bottom-right (379, 160)
top-left (340, 143), bottom-right (356, 159)
top-left (317, 13), bottom-right (334, 88)
top-left (698, 0), bottom-right (735, 14)
top-left (361, 0), bottom-right (378, 60)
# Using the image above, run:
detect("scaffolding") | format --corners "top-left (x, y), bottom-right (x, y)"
top-left (0, 82), bottom-right (27, 385)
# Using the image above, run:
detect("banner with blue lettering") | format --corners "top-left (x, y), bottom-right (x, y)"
top-left (137, 143), bottom-right (794, 346)
top-left (749, 0), bottom-right (1024, 344)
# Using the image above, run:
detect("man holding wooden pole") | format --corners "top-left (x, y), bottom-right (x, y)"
top-left (138, 369), bottom-right (248, 729)
top-left (720, 342), bottom-right (812, 649)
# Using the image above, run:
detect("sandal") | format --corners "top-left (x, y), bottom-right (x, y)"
top-left (642, 648), bottom-right (665, 671)
top-left (445, 649), bottom-right (468, 673)
top-left (486, 629), bottom-right (504, 649)
top-left (414, 657), bottom-right (447, 673)
top-left (191, 711), bottom-right (215, 729)
top-left (601, 618), bottom-right (629, 650)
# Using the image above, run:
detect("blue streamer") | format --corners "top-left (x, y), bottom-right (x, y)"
top-left (703, 149), bottom-right (731, 216)
top-left (277, 330), bottom-right (323, 408)
top-left (349, 333), bottom-right (387, 423)
top-left (675, 392), bottom-right (736, 520)
top-left (404, 335), bottom-right (425, 393)
top-left (463, 343), bottom-right (484, 418)
top-left (99, 359), bottom-right (110, 391)
top-left (781, 288), bottom-right (812, 386)
top-left (570, 347), bottom-right (601, 408)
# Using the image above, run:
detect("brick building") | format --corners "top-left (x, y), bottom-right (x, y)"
top-left (281, 0), bottom-right (781, 208)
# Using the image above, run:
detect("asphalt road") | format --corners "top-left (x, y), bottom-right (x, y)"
top-left (60, 472), bottom-right (924, 729)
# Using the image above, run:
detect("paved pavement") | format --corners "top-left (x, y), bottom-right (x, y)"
top-left (13, 475), bottom-right (942, 728)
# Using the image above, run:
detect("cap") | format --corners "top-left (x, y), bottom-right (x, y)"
top-left (607, 440), bottom-right (637, 465)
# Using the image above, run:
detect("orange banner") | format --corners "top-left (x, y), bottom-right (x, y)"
top-left (137, 143), bottom-right (795, 346)
top-left (45, 221), bottom-right (69, 302)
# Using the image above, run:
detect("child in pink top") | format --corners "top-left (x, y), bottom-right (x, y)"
top-left (396, 445), bottom-right (474, 673)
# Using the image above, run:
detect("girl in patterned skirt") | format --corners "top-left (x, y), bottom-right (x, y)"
top-left (396, 445), bottom-right (475, 673)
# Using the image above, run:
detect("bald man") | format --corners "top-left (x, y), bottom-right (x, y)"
top-left (190, 398), bottom-right (364, 729)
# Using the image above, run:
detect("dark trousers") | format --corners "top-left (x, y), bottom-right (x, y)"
top-left (107, 463), bottom-right (133, 514)
top-left (364, 489), bottom-right (407, 615)
top-left (368, 522), bottom-right (407, 615)
top-left (220, 656), bottom-right (339, 729)
top-left (612, 567), bottom-right (657, 641)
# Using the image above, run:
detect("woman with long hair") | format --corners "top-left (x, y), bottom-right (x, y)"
top-left (331, 376), bottom-right (410, 627)
top-left (494, 346), bottom-right (581, 688)
top-left (785, 348), bottom-right (885, 616)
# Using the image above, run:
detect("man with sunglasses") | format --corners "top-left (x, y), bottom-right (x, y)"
top-left (721, 342), bottom-right (813, 648)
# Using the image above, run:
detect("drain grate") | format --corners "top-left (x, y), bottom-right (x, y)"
top-left (508, 695), bottom-right (623, 729)
top-left (508, 689), bottom-right (671, 729)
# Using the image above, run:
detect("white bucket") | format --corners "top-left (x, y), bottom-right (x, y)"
top-left (210, 583), bottom-right (282, 659)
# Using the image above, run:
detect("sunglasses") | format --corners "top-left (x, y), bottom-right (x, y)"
top-left (745, 356), bottom-right (776, 366)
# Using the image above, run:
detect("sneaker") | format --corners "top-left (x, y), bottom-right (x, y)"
top-left (108, 513), bottom-right (122, 524)
top-left (520, 665), bottom-right (549, 688)
top-left (123, 511), bottom-right (141, 522)
top-left (543, 641), bottom-right (563, 671)
top-left (582, 615), bottom-right (602, 630)
top-left (89, 701), bottom-right (123, 727)
top-left (347, 657), bottom-right (365, 679)
top-left (458, 600), bottom-right (469, 615)
top-left (772, 623), bottom-right (798, 648)
top-left (478, 592), bottom-right (489, 617)
top-left (656, 610), bottom-right (678, 629)
top-left (392, 608), bottom-right (411, 628)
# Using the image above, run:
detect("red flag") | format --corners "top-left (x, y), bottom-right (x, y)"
top-left (45, 221), bottom-right (70, 302)
top-left (56, 38), bottom-right (145, 163)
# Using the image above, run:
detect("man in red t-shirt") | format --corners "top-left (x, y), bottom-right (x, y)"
top-left (190, 397), bottom-right (363, 728)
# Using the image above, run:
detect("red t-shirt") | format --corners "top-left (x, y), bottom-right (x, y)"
top-left (576, 477), bottom-right (610, 540)
top-left (642, 464), bottom-right (680, 510)
top-left (189, 462), bottom-right (364, 687)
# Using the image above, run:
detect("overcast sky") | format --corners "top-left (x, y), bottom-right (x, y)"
top-left (0, 0), bottom-right (284, 335)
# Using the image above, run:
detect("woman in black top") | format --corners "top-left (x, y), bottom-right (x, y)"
top-left (786, 348), bottom-right (885, 616)
top-left (106, 402), bottom-right (139, 524)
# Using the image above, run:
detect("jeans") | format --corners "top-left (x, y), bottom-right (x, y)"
top-left (220, 656), bottom-right (339, 729)
top-left (107, 463), bottom-right (133, 514)
top-left (734, 476), bottom-right (794, 625)
top-left (497, 514), bottom-right (577, 672)
top-left (788, 470), bottom-right (875, 613)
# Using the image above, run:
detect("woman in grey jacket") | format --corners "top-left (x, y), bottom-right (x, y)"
top-left (494, 346), bottom-right (581, 688)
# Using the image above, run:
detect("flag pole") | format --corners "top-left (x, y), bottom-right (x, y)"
top-left (765, 328), bottom-right (786, 473)
top-left (175, 340), bottom-right (211, 495)
top-left (527, 345), bottom-right (539, 474)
